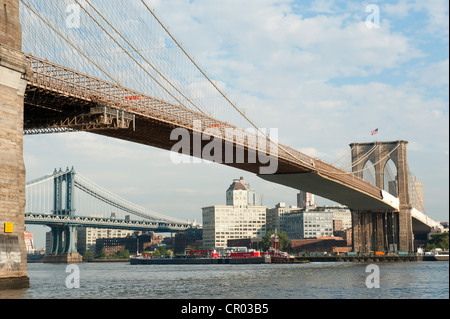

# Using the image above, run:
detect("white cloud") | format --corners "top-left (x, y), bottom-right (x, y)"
top-left (383, 0), bottom-right (449, 39)
top-left (22, 0), bottom-right (449, 228)
top-left (412, 59), bottom-right (449, 88)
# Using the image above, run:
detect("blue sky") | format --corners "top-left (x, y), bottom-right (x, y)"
top-left (22, 0), bottom-right (448, 248)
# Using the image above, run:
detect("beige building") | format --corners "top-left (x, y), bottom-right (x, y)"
top-left (330, 206), bottom-right (352, 230)
top-left (266, 204), bottom-right (351, 239)
top-left (266, 202), bottom-right (300, 232)
top-left (202, 178), bottom-right (266, 249)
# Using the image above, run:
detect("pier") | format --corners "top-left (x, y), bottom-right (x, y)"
top-left (293, 255), bottom-right (447, 263)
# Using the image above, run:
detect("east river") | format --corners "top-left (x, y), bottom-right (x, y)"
top-left (0, 261), bottom-right (448, 300)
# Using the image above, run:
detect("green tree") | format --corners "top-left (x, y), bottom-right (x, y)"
top-left (262, 230), bottom-right (290, 251)
top-left (426, 233), bottom-right (449, 250)
top-left (97, 249), bottom-right (107, 259)
top-left (83, 251), bottom-right (93, 261)
top-left (117, 249), bottom-right (130, 259)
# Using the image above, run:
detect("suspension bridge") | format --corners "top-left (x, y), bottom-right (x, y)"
top-left (24, 167), bottom-right (190, 258)
top-left (24, 167), bottom-right (190, 231)
top-left (0, 0), bottom-right (442, 287)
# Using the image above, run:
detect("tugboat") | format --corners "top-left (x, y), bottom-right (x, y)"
top-left (263, 230), bottom-right (297, 263)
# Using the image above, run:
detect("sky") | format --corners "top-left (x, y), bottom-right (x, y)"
top-left (22, 0), bottom-right (449, 249)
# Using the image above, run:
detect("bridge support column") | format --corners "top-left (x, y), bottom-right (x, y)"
top-left (352, 211), bottom-right (401, 253)
top-left (56, 228), bottom-right (64, 254)
top-left (0, 0), bottom-right (30, 289)
top-left (398, 207), bottom-right (414, 253)
top-left (64, 226), bottom-right (77, 254)
top-left (43, 226), bottom-right (82, 263)
top-left (350, 141), bottom-right (415, 253)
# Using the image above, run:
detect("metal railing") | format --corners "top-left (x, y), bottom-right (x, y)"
top-left (25, 54), bottom-right (386, 203)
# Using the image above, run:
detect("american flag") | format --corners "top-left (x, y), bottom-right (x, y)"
top-left (371, 128), bottom-right (379, 136)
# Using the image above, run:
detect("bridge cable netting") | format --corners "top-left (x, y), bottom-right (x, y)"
top-left (20, 0), bottom-right (416, 199)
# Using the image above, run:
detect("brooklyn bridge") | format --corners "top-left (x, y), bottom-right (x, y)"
top-left (0, 0), bottom-right (441, 288)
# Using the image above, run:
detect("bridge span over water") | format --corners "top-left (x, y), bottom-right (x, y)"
top-left (0, 0), bottom-right (441, 288)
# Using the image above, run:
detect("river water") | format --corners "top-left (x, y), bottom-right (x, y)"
top-left (1, 261), bottom-right (448, 300)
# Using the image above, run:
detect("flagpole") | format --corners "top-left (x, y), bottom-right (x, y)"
top-left (371, 128), bottom-right (379, 142)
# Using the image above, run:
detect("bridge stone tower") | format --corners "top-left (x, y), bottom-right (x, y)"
top-left (349, 141), bottom-right (413, 253)
top-left (0, 0), bottom-right (30, 288)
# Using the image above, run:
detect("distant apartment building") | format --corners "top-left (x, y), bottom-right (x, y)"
top-left (96, 233), bottom-right (160, 256)
top-left (77, 228), bottom-right (134, 254)
top-left (297, 191), bottom-right (316, 208)
top-left (266, 202), bottom-right (300, 232)
top-left (295, 209), bottom-right (334, 239)
top-left (330, 206), bottom-right (352, 230)
top-left (202, 177), bottom-right (266, 249)
top-left (24, 231), bottom-right (35, 254)
top-left (267, 204), bottom-right (350, 240)
top-left (173, 227), bottom-right (203, 253)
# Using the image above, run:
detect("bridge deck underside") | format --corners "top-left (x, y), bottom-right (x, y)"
top-left (24, 73), bottom-right (392, 211)
top-left (24, 86), bottom-right (312, 175)
top-left (411, 218), bottom-right (433, 235)
top-left (259, 173), bottom-right (393, 211)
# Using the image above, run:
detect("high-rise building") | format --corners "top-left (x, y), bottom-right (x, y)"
top-left (266, 202), bottom-right (300, 232)
top-left (297, 191), bottom-right (315, 208)
top-left (202, 177), bottom-right (266, 249)
top-left (330, 206), bottom-right (352, 230)
top-left (284, 209), bottom-right (334, 239)
top-left (267, 204), bottom-right (350, 240)
top-left (24, 231), bottom-right (35, 254)
top-left (409, 175), bottom-right (424, 211)
top-left (226, 177), bottom-right (264, 207)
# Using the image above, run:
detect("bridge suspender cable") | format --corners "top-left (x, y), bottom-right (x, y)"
top-left (75, 173), bottom-right (188, 224)
top-left (140, 0), bottom-right (316, 169)
top-left (341, 144), bottom-right (379, 171)
top-left (76, 0), bottom-right (208, 117)
top-left (20, 0), bottom-right (120, 85)
top-left (350, 143), bottom-right (402, 175)
top-left (318, 143), bottom-right (402, 177)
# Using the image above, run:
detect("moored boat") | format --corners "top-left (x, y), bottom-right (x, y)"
top-left (130, 248), bottom-right (270, 265)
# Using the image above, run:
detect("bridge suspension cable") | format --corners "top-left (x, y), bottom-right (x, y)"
top-left (20, 0), bottom-right (119, 84)
top-left (340, 144), bottom-right (379, 172)
top-left (73, 0), bottom-right (208, 117)
top-left (408, 167), bottom-right (426, 213)
top-left (20, 1), bottom-right (402, 181)
top-left (25, 169), bottom-right (189, 225)
top-left (353, 143), bottom-right (401, 174)
top-left (74, 173), bottom-right (188, 224)
top-left (140, 0), bottom-right (317, 170)
top-left (20, 0), bottom-right (317, 170)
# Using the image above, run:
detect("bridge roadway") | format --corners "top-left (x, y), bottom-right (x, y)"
top-left (24, 213), bottom-right (189, 233)
top-left (23, 55), bottom-right (397, 213)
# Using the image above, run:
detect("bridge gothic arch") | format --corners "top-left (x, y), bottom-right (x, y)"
top-left (383, 159), bottom-right (398, 197)
top-left (350, 140), bottom-right (410, 205)
top-left (349, 140), bottom-right (413, 253)
top-left (362, 160), bottom-right (376, 186)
